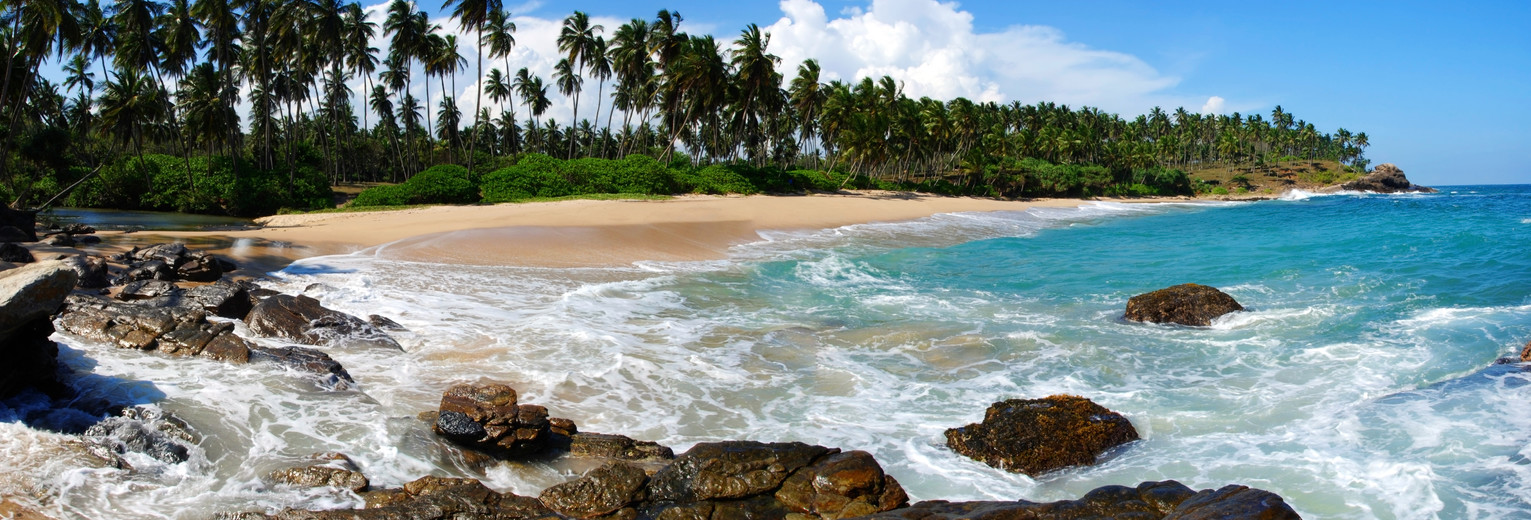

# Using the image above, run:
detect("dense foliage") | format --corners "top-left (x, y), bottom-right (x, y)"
top-left (0, 1), bottom-right (1370, 215)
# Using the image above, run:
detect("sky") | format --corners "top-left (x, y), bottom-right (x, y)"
top-left (48, 0), bottom-right (1531, 185)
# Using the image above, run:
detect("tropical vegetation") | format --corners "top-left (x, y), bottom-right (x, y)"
top-left (0, 1), bottom-right (1374, 215)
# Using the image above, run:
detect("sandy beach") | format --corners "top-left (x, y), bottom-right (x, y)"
top-left (133, 192), bottom-right (1129, 268)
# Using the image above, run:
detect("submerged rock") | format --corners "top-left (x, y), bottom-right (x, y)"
top-left (245, 294), bottom-right (401, 350)
top-left (1124, 283), bottom-right (1244, 326)
top-left (1339, 163), bottom-right (1437, 194)
top-left (266, 453), bottom-right (369, 493)
top-left (856, 480), bottom-right (1300, 520)
top-left (249, 346), bottom-right (354, 389)
top-left (945, 395), bottom-right (1139, 476)
top-left (84, 406), bottom-right (199, 466)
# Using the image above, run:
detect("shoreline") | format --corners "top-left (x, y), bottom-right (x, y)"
top-left (130, 192), bottom-right (1190, 269)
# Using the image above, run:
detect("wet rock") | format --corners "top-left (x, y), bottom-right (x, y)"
top-left (1124, 283), bottom-right (1244, 327)
top-left (0, 261), bottom-right (80, 397)
top-left (84, 406), bottom-right (199, 465)
top-left (115, 259), bottom-right (174, 285)
top-left (569, 432), bottom-right (674, 461)
top-left (132, 243), bottom-right (188, 265)
top-left (175, 254), bottom-right (224, 282)
top-left (648, 441), bottom-right (832, 503)
top-left (368, 314), bottom-right (406, 331)
top-left (857, 480), bottom-right (1202, 520)
top-left (61, 223), bottom-right (96, 235)
top-left (62, 255), bottom-right (110, 289)
top-left (1340, 163), bottom-right (1437, 194)
top-left (540, 462), bottom-right (650, 518)
top-left (1520, 340), bottom-right (1530, 362)
top-left (775, 450), bottom-right (909, 519)
top-left (226, 475), bottom-right (558, 519)
top-left (41, 234), bottom-right (75, 247)
top-left (184, 281), bottom-right (256, 319)
top-left (250, 346), bottom-right (354, 389)
top-left (431, 382), bottom-right (573, 458)
top-left (245, 294), bottom-right (401, 350)
top-left (1163, 484), bottom-right (1302, 519)
top-left (113, 243), bottom-right (230, 284)
top-left (116, 279), bottom-right (181, 301)
top-left (266, 453), bottom-right (369, 493)
top-left (945, 395), bottom-right (1139, 476)
top-left (57, 294), bottom-right (253, 362)
top-left (0, 242), bottom-right (33, 263)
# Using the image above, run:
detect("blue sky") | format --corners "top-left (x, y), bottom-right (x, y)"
top-left (489, 0), bottom-right (1529, 186)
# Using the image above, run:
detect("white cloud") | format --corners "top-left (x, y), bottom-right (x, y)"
top-left (1200, 95), bottom-right (1226, 114)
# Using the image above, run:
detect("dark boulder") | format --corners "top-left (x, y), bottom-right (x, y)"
top-left (648, 441), bottom-right (832, 503)
top-left (133, 243), bottom-right (188, 265)
top-left (249, 346), bottom-right (355, 389)
top-left (222, 475), bottom-right (559, 519)
top-left (116, 279), bottom-right (181, 301)
top-left (368, 314), bottom-right (406, 331)
top-left (265, 453), bottom-right (369, 493)
top-left (115, 259), bottom-right (174, 285)
top-left (42, 233), bottom-right (75, 247)
top-left (57, 294), bottom-right (253, 362)
top-left (61, 223), bottom-right (96, 235)
top-left (84, 406), bottom-right (199, 465)
top-left (0, 242), bottom-right (33, 263)
top-left (175, 253), bottom-right (224, 282)
top-left (945, 395), bottom-right (1139, 476)
top-left (856, 480), bottom-right (1302, 520)
top-left (1340, 163), bottom-right (1437, 194)
top-left (0, 207), bottom-right (36, 242)
top-left (569, 432), bottom-right (674, 461)
top-left (62, 255), bottom-right (111, 289)
top-left (1124, 283), bottom-right (1244, 326)
top-left (539, 462), bottom-right (650, 518)
top-left (184, 281), bottom-right (256, 319)
top-left (774, 450), bottom-right (910, 519)
top-left (0, 226), bottom-right (30, 243)
top-left (74, 234), bottom-right (102, 244)
top-left (245, 294), bottom-right (401, 350)
top-left (431, 382), bottom-right (575, 458)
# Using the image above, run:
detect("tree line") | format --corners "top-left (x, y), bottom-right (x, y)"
top-left (0, 0), bottom-right (1372, 215)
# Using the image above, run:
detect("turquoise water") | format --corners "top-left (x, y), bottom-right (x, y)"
top-left (9, 187), bottom-right (1531, 518)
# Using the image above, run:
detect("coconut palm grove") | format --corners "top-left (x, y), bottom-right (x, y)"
top-left (1, 0), bottom-right (1374, 216)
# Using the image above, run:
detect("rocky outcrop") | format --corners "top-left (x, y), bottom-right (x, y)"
top-left (266, 453), bottom-right (369, 493)
top-left (431, 382), bottom-right (577, 458)
top-left (0, 242), bottom-right (34, 263)
top-left (62, 254), bottom-right (110, 289)
top-left (117, 279), bottom-right (181, 301)
top-left (57, 294), bottom-right (354, 387)
top-left (1338, 163), bottom-right (1436, 193)
top-left (185, 280), bottom-right (258, 319)
top-left (568, 432), bottom-right (674, 461)
top-left (245, 294), bottom-right (402, 350)
top-left (111, 243), bottom-right (235, 285)
top-left (856, 480), bottom-right (1300, 520)
top-left (1124, 283), bottom-right (1244, 326)
top-left (0, 260), bottom-right (79, 398)
top-left (224, 475), bottom-right (559, 520)
top-left (945, 395), bottom-right (1139, 476)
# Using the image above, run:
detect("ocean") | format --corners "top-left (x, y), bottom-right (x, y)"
top-left (4, 185), bottom-right (1530, 519)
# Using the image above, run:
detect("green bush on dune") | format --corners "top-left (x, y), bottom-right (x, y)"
top-left (353, 164), bottom-right (480, 207)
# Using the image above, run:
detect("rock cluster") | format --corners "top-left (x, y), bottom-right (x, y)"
top-left (246, 294), bottom-right (402, 350)
top-left (83, 406), bottom-right (201, 468)
top-left (1339, 163), bottom-right (1437, 194)
top-left (112, 243), bottom-right (237, 284)
top-left (0, 260), bottom-right (79, 398)
top-left (265, 453), bottom-right (370, 493)
top-left (857, 480), bottom-right (1300, 520)
top-left (946, 395), bottom-right (1139, 476)
top-left (430, 383), bottom-right (577, 458)
top-left (1124, 283), bottom-right (1244, 326)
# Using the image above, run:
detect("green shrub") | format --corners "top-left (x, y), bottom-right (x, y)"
top-left (406, 164), bottom-right (478, 203)
top-left (351, 184), bottom-right (415, 207)
top-left (480, 154), bottom-right (576, 202)
top-left (1211, 186), bottom-right (1230, 195)
top-left (677, 165), bottom-right (758, 195)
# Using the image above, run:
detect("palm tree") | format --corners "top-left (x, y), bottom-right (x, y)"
top-left (63, 55), bottom-right (96, 95)
top-left (485, 8), bottom-right (515, 83)
top-left (552, 58), bottom-right (582, 158)
top-left (343, 3), bottom-right (379, 130)
top-left (179, 62), bottom-right (238, 177)
top-left (444, 0), bottom-right (502, 172)
top-left (556, 10), bottom-right (601, 157)
top-left (586, 36), bottom-right (612, 155)
top-left (484, 68), bottom-right (511, 111)
top-left (788, 59), bottom-right (823, 163)
top-left (729, 24), bottom-right (780, 164)
top-left (99, 72), bottom-right (168, 177)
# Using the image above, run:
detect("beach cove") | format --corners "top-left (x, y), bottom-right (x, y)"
top-left (3, 187), bottom-right (1530, 518)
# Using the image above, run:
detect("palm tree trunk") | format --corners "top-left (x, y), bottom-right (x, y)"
top-left (468, 27), bottom-right (484, 178)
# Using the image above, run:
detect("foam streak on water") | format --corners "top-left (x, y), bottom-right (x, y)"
top-left (6, 187), bottom-right (1531, 519)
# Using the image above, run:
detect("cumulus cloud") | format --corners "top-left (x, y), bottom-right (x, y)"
top-left (1200, 96), bottom-right (1226, 114)
top-left (762, 0), bottom-right (1219, 115)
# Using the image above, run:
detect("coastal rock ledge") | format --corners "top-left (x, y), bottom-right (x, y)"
top-left (1337, 163), bottom-right (1437, 193)
top-left (945, 395), bottom-right (1139, 476)
top-left (1124, 284), bottom-right (1243, 327)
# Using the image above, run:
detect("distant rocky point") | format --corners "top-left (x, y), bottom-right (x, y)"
top-left (1333, 163), bottom-right (1437, 193)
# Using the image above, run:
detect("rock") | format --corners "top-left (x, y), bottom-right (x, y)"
top-left (175, 253), bottom-right (224, 282)
top-left (57, 294), bottom-right (253, 362)
top-left (945, 395), bottom-right (1139, 476)
top-left (648, 441), bottom-right (833, 503)
top-left (775, 450), bottom-right (909, 519)
top-left (74, 234), bottom-right (101, 244)
top-left (250, 346), bottom-right (354, 389)
top-left (84, 406), bottom-right (199, 465)
top-left (368, 314), bottom-right (406, 331)
top-left (0, 319), bottom-right (65, 398)
top-left (431, 382), bottom-right (572, 458)
top-left (857, 480), bottom-right (1203, 520)
top-left (244, 294), bottom-right (401, 350)
top-left (1340, 163), bottom-right (1437, 193)
top-left (132, 243), bottom-right (188, 265)
top-left (41, 234), bottom-right (75, 247)
top-left (116, 279), bottom-right (181, 301)
top-left (569, 432), bottom-right (674, 461)
top-left (266, 453), bottom-right (369, 493)
top-left (224, 475), bottom-right (558, 519)
top-left (1163, 484), bottom-right (1302, 519)
top-left (114, 259), bottom-right (174, 285)
top-left (1520, 340), bottom-right (1530, 362)
top-left (62, 255), bottom-right (110, 289)
top-left (0, 207), bottom-right (37, 242)
top-left (0, 242), bottom-right (34, 263)
top-left (0, 260), bottom-right (78, 335)
top-left (1124, 283), bottom-right (1244, 326)
top-left (184, 281), bottom-right (255, 319)
top-left (539, 462), bottom-right (650, 518)
top-left (61, 223), bottom-right (96, 235)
